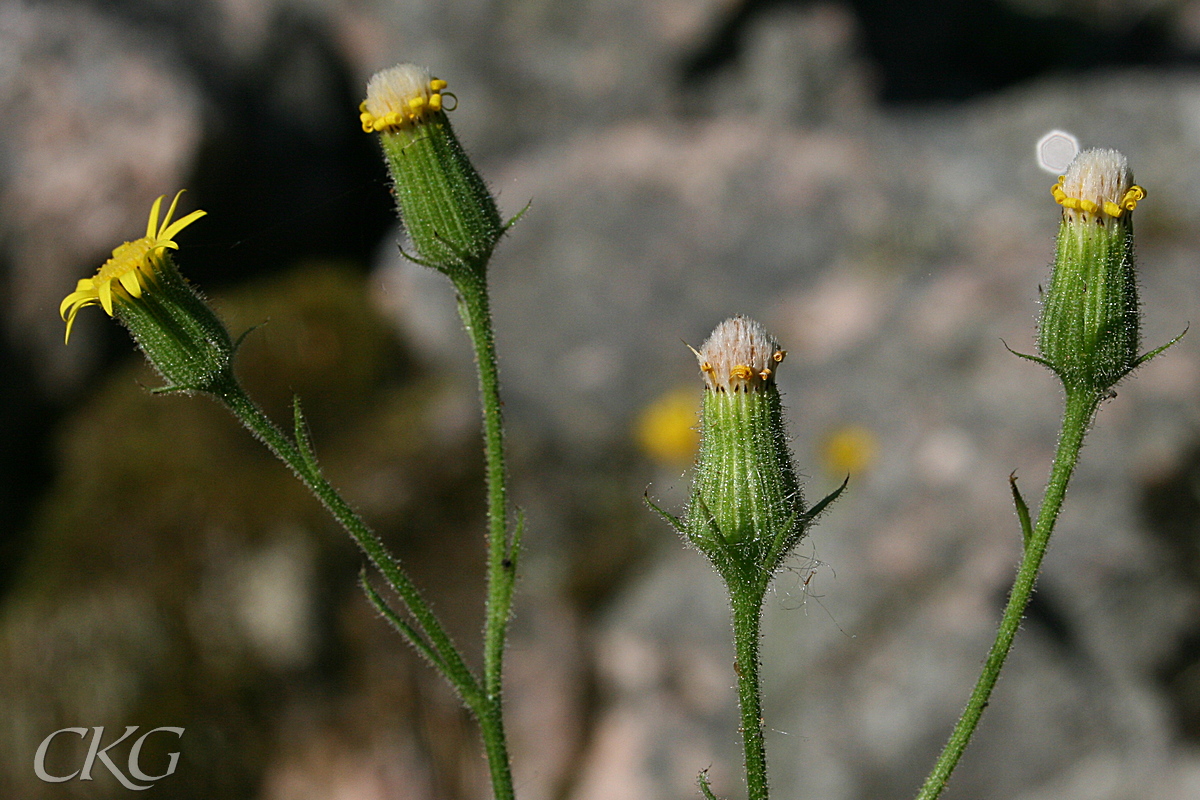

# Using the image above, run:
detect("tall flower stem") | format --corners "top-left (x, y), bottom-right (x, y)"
top-left (915, 388), bottom-right (1099, 799)
top-left (454, 270), bottom-right (519, 800)
top-left (361, 63), bottom-right (522, 798)
top-left (217, 370), bottom-right (518, 798)
top-left (210, 376), bottom-right (487, 706)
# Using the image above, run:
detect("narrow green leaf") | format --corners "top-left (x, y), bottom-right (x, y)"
top-left (799, 475), bottom-right (849, 526)
top-left (1133, 324), bottom-right (1189, 369)
top-left (507, 508), bottom-right (525, 566)
top-left (502, 199), bottom-right (533, 233)
top-left (1008, 471), bottom-right (1033, 550)
top-left (644, 491), bottom-right (685, 531)
top-left (359, 569), bottom-right (446, 673)
top-left (1000, 338), bottom-right (1054, 371)
top-left (292, 396), bottom-right (320, 478)
top-left (697, 770), bottom-right (722, 800)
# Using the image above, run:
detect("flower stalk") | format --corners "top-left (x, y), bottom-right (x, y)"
top-left (652, 316), bottom-right (844, 800)
top-left (364, 63), bottom-right (521, 800)
top-left (916, 148), bottom-right (1182, 799)
top-left (61, 73), bottom-right (525, 796)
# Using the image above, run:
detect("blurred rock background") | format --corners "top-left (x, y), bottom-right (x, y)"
top-left (3, 0), bottom-right (1200, 798)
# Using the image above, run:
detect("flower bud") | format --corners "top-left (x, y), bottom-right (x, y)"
top-left (362, 64), bottom-right (503, 281)
top-left (1037, 148), bottom-right (1145, 394)
top-left (685, 316), bottom-right (807, 579)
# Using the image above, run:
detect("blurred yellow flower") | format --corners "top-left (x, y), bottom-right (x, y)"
top-left (636, 388), bottom-right (700, 465)
top-left (821, 424), bottom-right (878, 477)
top-left (60, 191), bottom-right (206, 343)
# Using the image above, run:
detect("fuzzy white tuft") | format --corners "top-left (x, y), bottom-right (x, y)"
top-left (1060, 148), bottom-right (1132, 210)
top-left (696, 316), bottom-right (783, 392)
top-left (364, 64), bottom-right (433, 118)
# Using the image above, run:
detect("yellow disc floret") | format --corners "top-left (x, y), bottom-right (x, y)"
top-left (60, 191), bottom-right (206, 343)
top-left (360, 64), bottom-right (451, 133)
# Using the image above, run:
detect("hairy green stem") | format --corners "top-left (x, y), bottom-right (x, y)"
top-left (215, 268), bottom-right (519, 800)
top-left (731, 586), bottom-right (769, 800)
top-left (454, 270), bottom-right (518, 800)
top-left (915, 388), bottom-right (1100, 799)
top-left (212, 377), bottom-right (485, 709)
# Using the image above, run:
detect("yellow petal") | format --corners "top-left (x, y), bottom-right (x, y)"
top-left (119, 269), bottom-right (143, 297)
top-left (60, 293), bottom-right (84, 318)
top-left (158, 190), bottom-right (186, 237)
top-left (63, 307), bottom-right (79, 344)
top-left (146, 194), bottom-right (166, 238)
top-left (60, 291), bottom-right (97, 315)
top-left (61, 296), bottom-right (98, 343)
top-left (98, 280), bottom-right (114, 315)
top-left (159, 208), bottom-right (206, 242)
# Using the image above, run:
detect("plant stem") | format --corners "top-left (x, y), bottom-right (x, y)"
top-left (915, 388), bottom-right (1100, 799)
top-left (212, 377), bottom-right (484, 709)
top-left (731, 582), bottom-right (769, 800)
top-left (215, 265), bottom-right (520, 800)
top-left (454, 270), bottom-right (517, 800)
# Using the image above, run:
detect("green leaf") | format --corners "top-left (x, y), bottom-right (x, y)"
top-left (644, 491), bottom-right (685, 531)
top-left (799, 475), bottom-right (849, 527)
top-left (292, 397), bottom-right (320, 479)
top-left (359, 569), bottom-right (445, 673)
top-left (1133, 324), bottom-right (1189, 370)
top-left (697, 770), bottom-right (723, 800)
top-left (1008, 471), bottom-right (1033, 550)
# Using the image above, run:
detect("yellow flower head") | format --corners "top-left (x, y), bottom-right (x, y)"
top-left (821, 424), bottom-right (879, 477)
top-left (60, 191), bottom-right (206, 343)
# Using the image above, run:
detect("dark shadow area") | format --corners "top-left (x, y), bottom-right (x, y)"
top-left (181, 10), bottom-right (397, 289)
top-left (59, 0), bottom-right (395, 288)
top-left (681, 0), bottom-right (1189, 104)
top-left (0, 313), bottom-right (55, 598)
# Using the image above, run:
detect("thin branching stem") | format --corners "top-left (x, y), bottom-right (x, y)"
top-left (213, 378), bottom-right (487, 706)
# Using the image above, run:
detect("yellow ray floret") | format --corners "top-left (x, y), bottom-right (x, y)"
top-left (359, 64), bottom-right (451, 133)
top-left (60, 191), bottom-right (206, 343)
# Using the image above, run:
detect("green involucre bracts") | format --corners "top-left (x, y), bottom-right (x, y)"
top-left (1038, 148), bottom-right (1145, 394)
top-left (363, 64), bottom-right (503, 281)
top-left (670, 316), bottom-right (844, 590)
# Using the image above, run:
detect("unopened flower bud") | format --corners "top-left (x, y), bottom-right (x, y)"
top-left (362, 64), bottom-right (503, 281)
top-left (685, 316), bottom-right (808, 580)
top-left (1038, 148), bottom-right (1145, 394)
